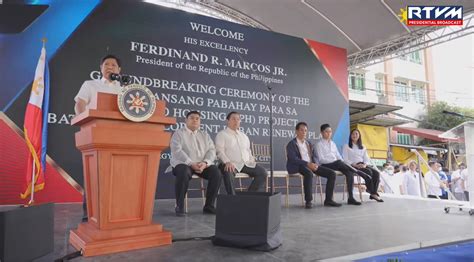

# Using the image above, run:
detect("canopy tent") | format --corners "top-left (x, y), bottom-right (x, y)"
top-left (350, 100), bottom-right (408, 127)
top-left (173, 0), bottom-right (474, 68)
top-left (393, 126), bottom-right (461, 143)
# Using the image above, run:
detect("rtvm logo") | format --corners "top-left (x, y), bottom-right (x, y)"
top-left (400, 6), bottom-right (463, 26)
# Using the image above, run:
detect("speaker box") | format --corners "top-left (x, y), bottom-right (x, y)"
top-left (0, 203), bottom-right (54, 262)
top-left (212, 192), bottom-right (282, 251)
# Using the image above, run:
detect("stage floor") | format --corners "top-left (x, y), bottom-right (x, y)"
top-left (32, 193), bottom-right (474, 261)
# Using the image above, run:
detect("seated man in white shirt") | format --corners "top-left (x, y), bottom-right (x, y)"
top-left (314, 124), bottom-right (361, 205)
top-left (215, 111), bottom-right (268, 194)
top-left (425, 161), bottom-right (445, 199)
top-left (170, 111), bottom-right (222, 216)
top-left (74, 54), bottom-right (123, 115)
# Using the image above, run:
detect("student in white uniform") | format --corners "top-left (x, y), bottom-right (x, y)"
top-left (380, 163), bottom-right (401, 195)
top-left (402, 161), bottom-right (422, 197)
top-left (461, 164), bottom-right (469, 201)
top-left (452, 163), bottom-right (466, 201)
top-left (425, 161), bottom-right (445, 199)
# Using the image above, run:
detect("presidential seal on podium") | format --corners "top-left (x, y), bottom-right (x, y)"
top-left (117, 84), bottom-right (156, 122)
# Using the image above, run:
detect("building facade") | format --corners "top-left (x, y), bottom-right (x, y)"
top-left (349, 49), bottom-right (435, 147)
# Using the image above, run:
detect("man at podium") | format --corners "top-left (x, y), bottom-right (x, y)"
top-left (170, 111), bottom-right (222, 216)
top-left (73, 54), bottom-right (122, 222)
top-left (74, 54), bottom-right (122, 115)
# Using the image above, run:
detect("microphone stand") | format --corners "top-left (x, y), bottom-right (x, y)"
top-left (234, 53), bottom-right (276, 194)
top-left (267, 85), bottom-right (274, 195)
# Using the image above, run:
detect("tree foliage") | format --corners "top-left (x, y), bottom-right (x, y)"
top-left (418, 101), bottom-right (474, 131)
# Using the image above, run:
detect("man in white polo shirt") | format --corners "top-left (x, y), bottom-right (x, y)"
top-left (74, 54), bottom-right (123, 115)
top-left (74, 54), bottom-right (123, 222)
top-left (215, 111), bottom-right (267, 194)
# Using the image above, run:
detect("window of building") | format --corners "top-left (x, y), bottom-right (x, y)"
top-left (411, 85), bottom-right (426, 104)
top-left (348, 72), bottom-right (365, 94)
top-left (395, 81), bottom-right (409, 102)
top-left (408, 51), bottom-right (422, 64)
top-left (375, 75), bottom-right (384, 96)
top-left (397, 133), bottom-right (412, 145)
top-left (398, 51), bottom-right (422, 64)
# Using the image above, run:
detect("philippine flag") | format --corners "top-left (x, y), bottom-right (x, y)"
top-left (21, 46), bottom-right (50, 200)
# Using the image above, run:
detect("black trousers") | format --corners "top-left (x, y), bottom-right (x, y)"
top-left (220, 164), bottom-right (268, 194)
top-left (83, 194), bottom-right (87, 220)
top-left (173, 164), bottom-right (222, 209)
top-left (298, 165), bottom-right (336, 202)
top-left (355, 166), bottom-right (380, 195)
top-left (321, 160), bottom-right (356, 199)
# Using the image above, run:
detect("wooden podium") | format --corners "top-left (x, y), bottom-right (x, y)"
top-left (69, 93), bottom-right (176, 257)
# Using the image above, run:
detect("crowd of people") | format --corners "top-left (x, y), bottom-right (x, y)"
top-left (380, 160), bottom-right (469, 201)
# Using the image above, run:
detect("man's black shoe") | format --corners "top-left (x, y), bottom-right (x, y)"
top-left (324, 200), bottom-right (342, 207)
top-left (348, 198), bottom-right (362, 205)
top-left (305, 201), bottom-right (313, 209)
top-left (203, 205), bottom-right (216, 214)
top-left (81, 217), bottom-right (88, 223)
top-left (175, 206), bottom-right (186, 217)
top-left (370, 195), bottom-right (384, 202)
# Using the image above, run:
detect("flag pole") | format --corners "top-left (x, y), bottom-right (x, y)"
top-left (28, 38), bottom-right (47, 206)
top-left (29, 159), bottom-right (35, 205)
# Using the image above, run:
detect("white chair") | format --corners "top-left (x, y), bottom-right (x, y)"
top-left (184, 175), bottom-right (205, 213)
top-left (269, 170), bottom-right (325, 207)
top-left (267, 146), bottom-right (325, 207)
top-left (336, 170), bottom-right (364, 202)
top-left (234, 143), bottom-right (270, 192)
top-left (234, 172), bottom-right (251, 192)
top-left (166, 165), bottom-right (206, 212)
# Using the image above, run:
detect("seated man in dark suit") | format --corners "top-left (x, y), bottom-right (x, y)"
top-left (286, 122), bottom-right (341, 208)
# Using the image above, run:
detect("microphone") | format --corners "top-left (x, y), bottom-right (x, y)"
top-left (110, 73), bottom-right (131, 86)
top-left (110, 73), bottom-right (121, 81)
